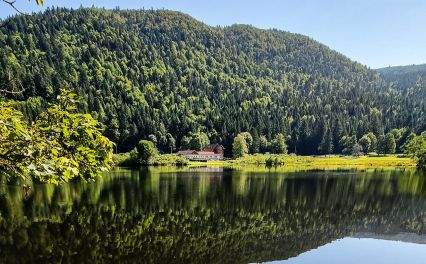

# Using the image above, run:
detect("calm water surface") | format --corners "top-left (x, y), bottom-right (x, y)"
top-left (1, 167), bottom-right (426, 263)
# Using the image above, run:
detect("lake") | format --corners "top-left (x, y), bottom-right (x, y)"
top-left (1, 167), bottom-right (426, 263)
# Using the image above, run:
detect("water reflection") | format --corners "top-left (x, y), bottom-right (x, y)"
top-left (0, 168), bottom-right (426, 263)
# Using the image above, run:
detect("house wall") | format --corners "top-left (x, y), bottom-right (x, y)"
top-left (183, 154), bottom-right (223, 161)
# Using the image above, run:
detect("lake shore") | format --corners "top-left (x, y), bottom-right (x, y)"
top-left (114, 153), bottom-right (417, 170)
top-left (188, 155), bottom-right (416, 169)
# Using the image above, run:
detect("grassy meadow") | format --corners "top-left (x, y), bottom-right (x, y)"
top-left (187, 154), bottom-right (416, 170)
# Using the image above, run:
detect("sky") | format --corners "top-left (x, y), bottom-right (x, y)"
top-left (1, 0), bottom-right (425, 69)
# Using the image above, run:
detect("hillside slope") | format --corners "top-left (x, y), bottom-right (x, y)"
top-left (378, 63), bottom-right (426, 91)
top-left (377, 65), bottom-right (426, 126)
top-left (1, 8), bottom-right (424, 154)
top-left (378, 64), bottom-right (426, 74)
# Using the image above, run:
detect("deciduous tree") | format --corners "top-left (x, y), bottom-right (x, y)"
top-left (232, 135), bottom-right (248, 158)
top-left (271, 133), bottom-right (288, 154)
top-left (137, 140), bottom-right (157, 164)
top-left (404, 134), bottom-right (426, 168)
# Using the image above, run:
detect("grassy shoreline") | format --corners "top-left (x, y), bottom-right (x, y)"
top-left (186, 154), bottom-right (416, 169)
top-left (115, 153), bottom-right (416, 170)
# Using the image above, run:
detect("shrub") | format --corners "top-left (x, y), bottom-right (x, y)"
top-left (150, 155), bottom-right (189, 166)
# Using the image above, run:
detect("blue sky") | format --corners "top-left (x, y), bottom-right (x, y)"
top-left (1, 0), bottom-right (425, 68)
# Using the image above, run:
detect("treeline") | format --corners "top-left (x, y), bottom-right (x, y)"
top-left (229, 128), bottom-right (415, 158)
top-left (1, 8), bottom-right (426, 156)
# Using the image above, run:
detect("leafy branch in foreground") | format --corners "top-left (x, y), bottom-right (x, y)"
top-left (1, 0), bottom-right (44, 13)
top-left (0, 90), bottom-right (114, 184)
top-left (0, 101), bottom-right (33, 177)
top-left (0, 0), bottom-right (44, 28)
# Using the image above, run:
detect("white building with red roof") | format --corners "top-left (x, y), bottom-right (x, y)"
top-left (176, 144), bottom-right (224, 161)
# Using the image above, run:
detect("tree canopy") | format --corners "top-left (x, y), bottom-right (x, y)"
top-left (405, 135), bottom-right (426, 168)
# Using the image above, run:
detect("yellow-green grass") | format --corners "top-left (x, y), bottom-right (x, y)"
top-left (115, 152), bottom-right (416, 172)
top-left (282, 155), bottom-right (415, 168)
top-left (187, 154), bottom-right (416, 170)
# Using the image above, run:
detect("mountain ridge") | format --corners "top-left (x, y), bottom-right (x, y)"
top-left (377, 63), bottom-right (426, 74)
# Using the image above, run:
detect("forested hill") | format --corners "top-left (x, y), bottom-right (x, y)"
top-left (378, 64), bottom-right (426, 75)
top-left (377, 65), bottom-right (426, 125)
top-left (1, 8), bottom-right (425, 154)
top-left (378, 64), bottom-right (426, 91)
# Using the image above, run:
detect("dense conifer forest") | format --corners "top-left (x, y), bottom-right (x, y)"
top-left (378, 64), bottom-right (426, 99)
top-left (1, 8), bottom-right (425, 155)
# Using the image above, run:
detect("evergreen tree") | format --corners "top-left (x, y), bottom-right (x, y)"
top-left (319, 124), bottom-right (333, 155)
top-left (251, 131), bottom-right (260, 154)
top-left (376, 135), bottom-right (386, 155)
top-left (259, 136), bottom-right (270, 153)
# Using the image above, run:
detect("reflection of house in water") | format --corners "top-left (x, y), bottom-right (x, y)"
top-left (176, 144), bottom-right (224, 161)
top-left (186, 167), bottom-right (224, 173)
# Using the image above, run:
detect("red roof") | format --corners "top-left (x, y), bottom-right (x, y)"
top-left (203, 144), bottom-right (225, 153)
top-left (176, 150), bottom-right (219, 156)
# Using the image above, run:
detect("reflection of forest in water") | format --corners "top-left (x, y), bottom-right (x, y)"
top-left (1, 168), bottom-right (426, 263)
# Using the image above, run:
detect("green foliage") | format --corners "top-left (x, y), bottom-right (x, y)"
top-left (351, 143), bottom-right (363, 156)
top-left (359, 135), bottom-right (372, 154)
top-left (0, 102), bottom-right (33, 179)
top-left (271, 133), bottom-right (288, 154)
top-left (259, 136), bottom-right (270, 153)
top-left (385, 133), bottom-right (397, 154)
top-left (339, 135), bottom-right (357, 155)
top-left (136, 140), bottom-right (157, 164)
top-left (366, 132), bottom-right (378, 152)
top-left (150, 154), bottom-right (189, 166)
top-left (232, 135), bottom-right (249, 158)
top-left (32, 90), bottom-right (114, 183)
top-left (0, 90), bottom-right (114, 184)
top-left (1, 8), bottom-right (425, 155)
top-left (318, 123), bottom-right (333, 155)
top-left (148, 134), bottom-right (158, 146)
top-left (180, 132), bottom-right (210, 151)
top-left (404, 135), bottom-right (426, 168)
top-left (378, 133), bottom-right (397, 155)
top-left (166, 133), bottom-right (176, 154)
top-left (113, 148), bottom-right (139, 167)
top-left (239, 132), bottom-right (253, 152)
top-left (187, 132), bottom-right (210, 151)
